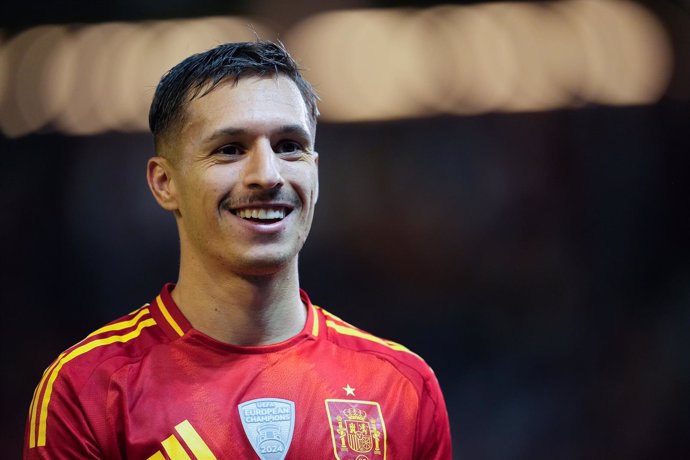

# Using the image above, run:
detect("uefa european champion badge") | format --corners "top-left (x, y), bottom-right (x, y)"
top-left (238, 398), bottom-right (295, 460)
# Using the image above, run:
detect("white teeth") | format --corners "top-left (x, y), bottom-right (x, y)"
top-left (236, 208), bottom-right (286, 220)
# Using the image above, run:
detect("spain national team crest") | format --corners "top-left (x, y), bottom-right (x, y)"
top-left (325, 399), bottom-right (387, 460)
top-left (238, 398), bottom-right (295, 460)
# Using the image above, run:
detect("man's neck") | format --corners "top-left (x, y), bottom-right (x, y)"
top-left (171, 261), bottom-right (306, 346)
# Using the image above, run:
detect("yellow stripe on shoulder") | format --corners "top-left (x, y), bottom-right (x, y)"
top-left (320, 308), bottom-right (358, 329)
top-left (311, 304), bottom-right (320, 337)
top-left (86, 307), bottom-right (151, 338)
top-left (325, 319), bottom-right (420, 357)
top-left (129, 303), bottom-right (151, 315)
top-left (33, 316), bottom-right (157, 447)
top-left (28, 350), bottom-right (67, 448)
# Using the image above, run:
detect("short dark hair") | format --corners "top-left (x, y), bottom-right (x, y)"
top-left (149, 41), bottom-right (319, 152)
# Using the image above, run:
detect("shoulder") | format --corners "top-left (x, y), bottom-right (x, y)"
top-left (312, 305), bottom-right (453, 457)
top-left (27, 304), bottom-right (166, 447)
top-left (27, 304), bottom-right (166, 438)
top-left (51, 304), bottom-right (166, 385)
top-left (314, 305), bottom-right (438, 389)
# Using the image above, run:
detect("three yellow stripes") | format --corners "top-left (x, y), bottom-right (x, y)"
top-left (28, 307), bottom-right (156, 448)
top-left (322, 309), bottom-right (418, 356)
top-left (147, 420), bottom-right (217, 460)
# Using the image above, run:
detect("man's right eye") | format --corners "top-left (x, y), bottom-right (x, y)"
top-left (215, 144), bottom-right (243, 156)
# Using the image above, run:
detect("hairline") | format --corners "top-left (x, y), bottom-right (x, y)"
top-left (154, 71), bottom-right (316, 161)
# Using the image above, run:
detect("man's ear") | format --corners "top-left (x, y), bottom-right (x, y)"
top-left (146, 156), bottom-right (178, 211)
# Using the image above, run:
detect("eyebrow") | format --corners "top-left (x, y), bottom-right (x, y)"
top-left (204, 125), bottom-right (312, 144)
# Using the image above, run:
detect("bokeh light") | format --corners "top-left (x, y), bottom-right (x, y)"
top-left (0, 1), bottom-right (675, 136)
top-left (1, 26), bottom-right (71, 137)
top-left (287, 0), bottom-right (672, 121)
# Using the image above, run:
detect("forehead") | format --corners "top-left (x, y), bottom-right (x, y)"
top-left (183, 75), bottom-right (312, 142)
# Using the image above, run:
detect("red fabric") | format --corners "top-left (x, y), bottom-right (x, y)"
top-left (25, 285), bottom-right (452, 459)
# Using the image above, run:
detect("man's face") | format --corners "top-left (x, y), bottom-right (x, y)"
top-left (161, 75), bottom-right (319, 276)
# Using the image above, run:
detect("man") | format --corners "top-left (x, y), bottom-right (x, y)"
top-left (24, 41), bottom-right (452, 459)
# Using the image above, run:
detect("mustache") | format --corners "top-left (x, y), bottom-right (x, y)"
top-left (220, 188), bottom-right (300, 210)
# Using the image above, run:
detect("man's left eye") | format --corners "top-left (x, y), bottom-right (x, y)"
top-left (274, 141), bottom-right (303, 154)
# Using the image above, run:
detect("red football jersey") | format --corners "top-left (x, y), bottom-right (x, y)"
top-left (25, 284), bottom-right (452, 459)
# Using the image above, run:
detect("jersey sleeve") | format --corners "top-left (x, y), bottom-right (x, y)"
top-left (414, 369), bottom-right (453, 459)
top-left (24, 362), bottom-right (104, 459)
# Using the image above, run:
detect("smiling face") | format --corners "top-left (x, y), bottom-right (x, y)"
top-left (148, 75), bottom-right (319, 277)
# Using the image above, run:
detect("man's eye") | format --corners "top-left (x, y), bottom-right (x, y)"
top-left (274, 141), bottom-right (303, 155)
top-left (216, 144), bottom-right (243, 156)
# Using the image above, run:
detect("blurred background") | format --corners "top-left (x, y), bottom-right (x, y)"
top-left (2, 0), bottom-right (689, 458)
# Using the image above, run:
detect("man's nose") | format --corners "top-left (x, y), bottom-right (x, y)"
top-left (242, 140), bottom-right (284, 189)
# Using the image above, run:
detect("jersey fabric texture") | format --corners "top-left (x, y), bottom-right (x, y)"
top-left (25, 284), bottom-right (452, 460)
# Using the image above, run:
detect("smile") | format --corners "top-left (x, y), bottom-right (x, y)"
top-left (231, 207), bottom-right (291, 223)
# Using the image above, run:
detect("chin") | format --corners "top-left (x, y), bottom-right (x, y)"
top-left (229, 253), bottom-right (298, 277)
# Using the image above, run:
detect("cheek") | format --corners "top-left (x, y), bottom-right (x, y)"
top-left (312, 176), bottom-right (319, 204)
top-left (283, 163), bottom-right (319, 198)
top-left (181, 176), bottom-right (226, 218)
top-left (303, 174), bottom-right (319, 209)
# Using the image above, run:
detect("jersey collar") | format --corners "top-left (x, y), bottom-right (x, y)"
top-left (151, 283), bottom-right (320, 351)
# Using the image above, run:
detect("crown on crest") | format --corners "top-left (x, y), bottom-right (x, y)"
top-left (343, 407), bottom-right (368, 421)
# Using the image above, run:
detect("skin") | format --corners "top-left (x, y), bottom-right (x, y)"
top-left (146, 75), bottom-right (319, 346)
